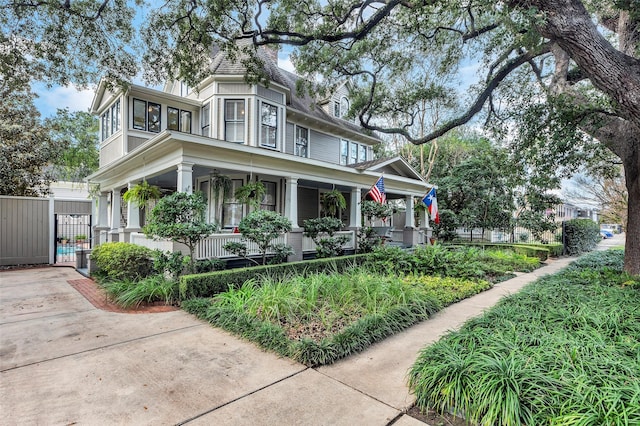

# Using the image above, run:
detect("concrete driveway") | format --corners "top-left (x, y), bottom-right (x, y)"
top-left (0, 267), bottom-right (406, 425)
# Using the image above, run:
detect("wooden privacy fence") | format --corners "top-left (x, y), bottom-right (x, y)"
top-left (0, 195), bottom-right (92, 266)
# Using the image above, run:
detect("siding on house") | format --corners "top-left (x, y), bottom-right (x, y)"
top-left (100, 137), bottom-right (124, 167)
top-left (309, 130), bottom-right (340, 163)
top-left (285, 122), bottom-right (295, 155)
top-left (54, 201), bottom-right (92, 215)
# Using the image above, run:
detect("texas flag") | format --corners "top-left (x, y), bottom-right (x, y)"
top-left (422, 188), bottom-right (440, 224)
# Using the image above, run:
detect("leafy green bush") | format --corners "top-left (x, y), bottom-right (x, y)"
top-left (179, 254), bottom-right (369, 299)
top-left (451, 242), bottom-right (550, 261)
top-left (91, 242), bottom-right (154, 281)
top-left (409, 249), bottom-right (640, 425)
top-left (564, 218), bottom-right (600, 255)
top-left (303, 217), bottom-right (349, 258)
top-left (363, 245), bottom-right (539, 281)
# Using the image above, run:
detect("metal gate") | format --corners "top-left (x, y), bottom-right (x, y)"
top-left (54, 214), bottom-right (92, 264)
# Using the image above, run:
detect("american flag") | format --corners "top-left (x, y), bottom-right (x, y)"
top-left (368, 175), bottom-right (386, 203)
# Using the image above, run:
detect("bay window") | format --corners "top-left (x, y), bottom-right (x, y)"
top-left (295, 126), bottom-right (308, 157)
top-left (225, 100), bottom-right (245, 143)
top-left (260, 102), bottom-right (278, 148)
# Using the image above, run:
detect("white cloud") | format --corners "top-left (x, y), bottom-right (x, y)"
top-left (33, 83), bottom-right (96, 117)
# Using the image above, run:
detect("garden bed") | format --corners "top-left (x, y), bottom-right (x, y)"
top-left (409, 249), bottom-right (640, 425)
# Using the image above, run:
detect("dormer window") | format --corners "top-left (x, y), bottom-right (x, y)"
top-left (334, 96), bottom-right (350, 118)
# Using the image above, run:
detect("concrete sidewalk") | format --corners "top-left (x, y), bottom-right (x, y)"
top-left (0, 254), bottom-right (578, 425)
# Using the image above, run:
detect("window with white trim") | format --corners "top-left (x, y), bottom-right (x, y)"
top-left (260, 181), bottom-right (277, 211)
top-left (202, 103), bottom-right (210, 137)
top-left (295, 126), bottom-right (309, 157)
top-left (349, 141), bottom-right (358, 164)
top-left (359, 144), bottom-right (367, 162)
top-left (101, 99), bottom-right (122, 141)
top-left (224, 100), bottom-right (245, 143)
top-left (260, 102), bottom-right (278, 148)
top-left (223, 179), bottom-right (244, 228)
top-left (340, 139), bottom-right (348, 165)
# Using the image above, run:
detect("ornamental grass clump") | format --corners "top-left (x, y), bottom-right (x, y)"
top-left (409, 249), bottom-right (640, 425)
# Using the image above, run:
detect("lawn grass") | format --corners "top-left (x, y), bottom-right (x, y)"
top-left (409, 249), bottom-right (640, 425)
top-left (183, 269), bottom-right (492, 366)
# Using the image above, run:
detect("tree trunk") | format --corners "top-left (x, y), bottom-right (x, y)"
top-left (624, 158), bottom-right (640, 275)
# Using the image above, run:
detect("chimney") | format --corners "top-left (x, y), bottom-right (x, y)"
top-left (262, 45), bottom-right (279, 63)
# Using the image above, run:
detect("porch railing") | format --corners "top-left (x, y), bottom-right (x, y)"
top-left (302, 230), bottom-right (356, 252)
top-left (130, 232), bottom-right (174, 252)
top-left (196, 233), bottom-right (288, 259)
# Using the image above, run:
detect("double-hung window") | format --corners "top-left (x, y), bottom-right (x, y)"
top-left (260, 181), bottom-right (277, 211)
top-left (225, 100), bottom-right (245, 143)
top-left (340, 139), bottom-right (349, 165)
top-left (147, 102), bottom-right (161, 132)
top-left (222, 179), bottom-right (244, 228)
top-left (295, 126), bottom-right (309, 157)
top-left (349, 141), bottom-right (358, 164)
top-left (359, 144), bottom-right (367, 162)
top-left (201, 103), bottom-right (210, 137)
top-left (260, 102), bottom-right (278, 148)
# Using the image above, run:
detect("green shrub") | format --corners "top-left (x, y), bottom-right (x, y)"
top-left (451, 242), bottom-right (550, 261)
top-left (519, 242), bottom-right (563, 257)
top-left (101, 275), bottom-right (178, 308)
top-left (179, 254), bottom-right (369, 299)
top-left (409, 250), bottom-right (640, 425)
top-left (91, 242), bottom-right (154, 281)
top-left (564, 219), bottom-right (601, 255)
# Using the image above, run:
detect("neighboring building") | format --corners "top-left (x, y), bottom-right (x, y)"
top-left (553, 202), bottom-right (599, 223)
top-left (87, 39), bottom-right (432, 260)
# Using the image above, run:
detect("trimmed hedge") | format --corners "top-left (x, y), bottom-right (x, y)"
top-left (179, 254), bottom-right (369, 299)
top-left (451, 242), bottom-right (551, 261)
top-left (516, 242), bottom-right (563, 257)
top-left (564, 219), bottom-right (600, 255)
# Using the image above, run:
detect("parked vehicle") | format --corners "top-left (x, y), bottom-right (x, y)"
top-left (600, 230), bottom-right (614, 239)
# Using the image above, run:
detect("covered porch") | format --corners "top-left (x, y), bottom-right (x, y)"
top-left (89, 131), bottom-right (433, 260)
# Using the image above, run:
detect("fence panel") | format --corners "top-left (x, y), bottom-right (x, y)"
top-left (0, 196), bottom-right (50, 266)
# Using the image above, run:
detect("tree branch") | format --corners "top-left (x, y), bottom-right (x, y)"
top-left (367, 42), bottom-right (552, 144)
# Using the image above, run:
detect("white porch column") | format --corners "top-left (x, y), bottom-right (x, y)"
top-left (97, 192), bottom-right (109, 228)
top-left (110, 189), bottom-right (121, 231)
top-left (284, 177), bottom-right (299, 228)
top-left (126, 182), bottom-right (141, 230)
top-left (349, 187), bottom-right (362, 228)
top-left (177, 162), bottom-right (194, 193)
top-left (405, 195), bottom-right (415, 228)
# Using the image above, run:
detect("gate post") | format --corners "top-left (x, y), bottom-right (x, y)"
top-left (49, 195), bottom-right (55, 265)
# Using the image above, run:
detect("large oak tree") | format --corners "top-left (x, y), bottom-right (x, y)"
top-left (3, 0), bottom-right (639, 273)
top-left (140, 0), bottom-right (639, 274)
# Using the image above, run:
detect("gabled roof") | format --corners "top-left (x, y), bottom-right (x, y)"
top-left (350, 156), bottom-right (425, 181)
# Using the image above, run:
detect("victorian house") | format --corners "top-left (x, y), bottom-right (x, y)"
top-left (87, 40), bottom-right (433, 260)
